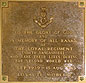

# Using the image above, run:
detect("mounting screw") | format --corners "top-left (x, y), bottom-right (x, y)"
top-left (2, 2), bottom-right (7, 7)
top-left (80, 2), bottom-right (84, 6)
top-left (80, 77), bottom-right (84, 81)
top-left (2, 76), bottom-right (7, 81)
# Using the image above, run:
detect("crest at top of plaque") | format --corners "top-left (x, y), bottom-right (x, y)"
top-left (33, 7), bottom-right (53, 28)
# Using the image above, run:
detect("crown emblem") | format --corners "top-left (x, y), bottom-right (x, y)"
top-left (33, 7), bottom-right (53, 28)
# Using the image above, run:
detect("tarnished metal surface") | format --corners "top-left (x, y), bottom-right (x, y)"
top-left (2, 1), bottom-right (85, 82)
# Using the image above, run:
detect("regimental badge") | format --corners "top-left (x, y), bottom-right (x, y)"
top-left (33, 7), bottom-right (53, 28)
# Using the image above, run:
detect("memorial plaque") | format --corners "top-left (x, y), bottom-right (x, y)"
top-left (0, 0), bottom-right (86, 82)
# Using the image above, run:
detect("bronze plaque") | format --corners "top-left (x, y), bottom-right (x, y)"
top-left (0, 0), bottom-right (85, 82)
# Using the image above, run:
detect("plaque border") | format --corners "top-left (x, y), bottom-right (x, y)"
top-left (0, 0), bottom-right (86, 83)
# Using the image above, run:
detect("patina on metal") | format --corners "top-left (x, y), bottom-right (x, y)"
top-left (1, 1), bottom-right (85, 82)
